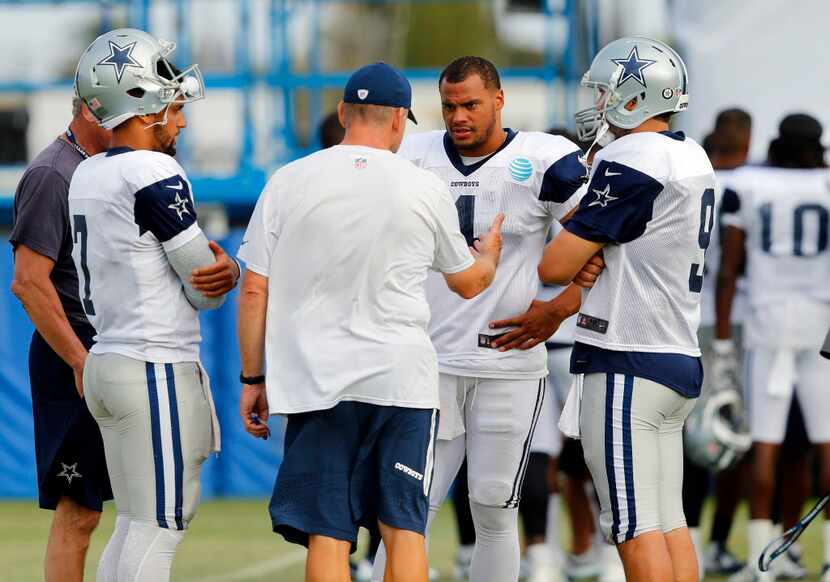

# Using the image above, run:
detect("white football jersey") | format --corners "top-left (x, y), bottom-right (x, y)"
top-left (721, 166), bottom-right (830, 348)
top-left (238, 145), bottom-right (474, 414)
top-left (566, 131), bottom-right (716, 357)
top-left (400, 130), bottom-right (587, 379)
top-left (699, 169), bottom-right (747, 327)
top-left (537, 222), bottom-right (576, 345)
top-left (68, 148), bottom-right (204, 362)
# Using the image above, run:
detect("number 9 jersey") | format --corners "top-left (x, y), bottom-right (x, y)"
top-left (721, 166), bottom-right (830, 349)
top-left (565, 131), bottom-right (716, 359)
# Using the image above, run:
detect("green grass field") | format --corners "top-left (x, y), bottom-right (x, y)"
top-left (0, 499), bottom-right (826, 581)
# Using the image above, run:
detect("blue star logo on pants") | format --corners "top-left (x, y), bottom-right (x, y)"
top-left (97, 40), bottom-right (142, 83)
top-left (611, 46), bottom-right (657, 88)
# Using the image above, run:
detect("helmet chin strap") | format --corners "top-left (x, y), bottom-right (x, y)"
top-left (581, 119), bottom-right (611, 168)
top-left (142, 103), bottom-right (172, 130)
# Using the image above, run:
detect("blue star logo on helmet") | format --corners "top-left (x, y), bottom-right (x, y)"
top-left (508, 157), bottom-right (533, 182)
top-left (611, 46), bottom-right (657, 88)
top-left (97, 40), bottom-right (142, 84)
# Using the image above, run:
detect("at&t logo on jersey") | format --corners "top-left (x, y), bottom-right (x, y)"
top-left (508, 157), bottom-right (533, 182)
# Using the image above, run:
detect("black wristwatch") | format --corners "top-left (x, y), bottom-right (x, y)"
top-left (240, 372), bottom-right (265, 385)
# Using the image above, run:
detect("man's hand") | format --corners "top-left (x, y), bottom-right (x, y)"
top-left (489, 300), bottom-right (567, 351)
top-left (472, 213), bottom-right (505, 262)
top-left (573, 252), bottom-right (604, 289)
top-left (240, 384), bottom-right (270, 439)
top-left (191, 241), bottom-right (241, 298)
top-left (72, 353), bottom-right (87, 398)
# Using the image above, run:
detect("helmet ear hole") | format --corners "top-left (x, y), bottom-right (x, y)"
top-left (127, 88), bottom-right (145, 99)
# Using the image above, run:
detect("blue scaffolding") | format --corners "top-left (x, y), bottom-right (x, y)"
top-left (0, 0), bottom-right (598, 215)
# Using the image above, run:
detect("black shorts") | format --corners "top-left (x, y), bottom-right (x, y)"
top-left (269, 401), bottom-right (438, 550)
top-left (29, 327), bottom-right (112, 511)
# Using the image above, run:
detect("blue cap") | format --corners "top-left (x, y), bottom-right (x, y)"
top-left (343, 62), bottom-right (417, 124)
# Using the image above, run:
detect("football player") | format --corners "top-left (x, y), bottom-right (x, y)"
top-left (540, 37), bottom-right (715, 582)
top-left (372, 56), bottom-right (594, 582)
top-left (683, 109), bottom-right (753, 579)
top-left (717, 113), bottom-right (830, 582)
top-left (69, 28), bottom-right (239, 581)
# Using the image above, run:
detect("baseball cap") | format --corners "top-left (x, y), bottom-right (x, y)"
top-left (343, 62), bottom-right (417, 124)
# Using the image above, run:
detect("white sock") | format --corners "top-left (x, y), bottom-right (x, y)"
top-left (469, 501), bottom-right (521, 582)
top-left (96, 515), bottom-right (131, 582)
top-left (748, 519), bottom-right (773, 574)
top-left (117, 521), bottom-right (184, 582)
top-left (527, 542), bottom-right (553, 567)
top-left (824, 522), bottom-right (830, 565)
top-left (546, 493), bottom-right (564, 567)
top-left (689, 527), bottom-right (705, 581)
top-left (457, 543), bottom-right (475, 564)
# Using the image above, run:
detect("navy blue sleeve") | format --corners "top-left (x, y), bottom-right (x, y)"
top-left (539, 150), bottom-right (587, 203)
top-left (720, 187), bottom-right (740, 215)
top-left (564, 159), bottom-right (664, 244)
top-left (133, 175), bottom-right (197, 242)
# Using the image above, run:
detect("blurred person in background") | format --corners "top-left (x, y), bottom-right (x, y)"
top-left (319, 110), bottom-right (345, 149)
top-left (10, 94), bottom-right (113, 582)
top-left (370, 55), bottom-right (598, 582)
top-left (683, 108), bottom-right (752, 579)
top-left (717, 113), bottom-right (830, 582)
top-left (237, 62), bottom-right (504, 582)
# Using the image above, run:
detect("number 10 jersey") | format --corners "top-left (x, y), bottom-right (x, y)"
top-left (721, 166), bottom-right (830, 349)
top-left (564, 131), bottom-right (716, 357)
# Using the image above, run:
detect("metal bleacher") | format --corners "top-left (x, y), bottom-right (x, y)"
top-left (0, 0), bottom-right (597, 222)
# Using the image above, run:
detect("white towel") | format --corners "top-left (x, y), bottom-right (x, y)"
top-left (558, 374), bottom-right (583, 439)
top-left (196, 361), bottom-right (222, 452)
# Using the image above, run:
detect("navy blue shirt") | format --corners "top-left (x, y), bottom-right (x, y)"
top-left (11, 138), bottom-right (93, 331)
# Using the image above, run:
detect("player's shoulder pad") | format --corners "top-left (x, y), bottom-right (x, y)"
top-left (596, 132), bottom-right (674, 185)
top-left (129, 152), bottom-right (196, 242)
top-left (398, 130), bottom-right (445, 165)
top-left (516, 132), bottom-right (588, 203)
top-left (122, 150), bottom-right (188, 189)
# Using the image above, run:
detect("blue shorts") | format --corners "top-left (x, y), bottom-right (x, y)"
top-left (29, 328), bottom-right (112, 511)
top-left (269, 401), bottom-right (438, 550)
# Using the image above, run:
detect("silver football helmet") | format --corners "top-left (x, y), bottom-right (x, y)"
top-left (575, 36), bottom-right (689, 142)
top-left (684, 388), bottom-right (751, 472)
top-left (74, 28), bottom-right (205, 129)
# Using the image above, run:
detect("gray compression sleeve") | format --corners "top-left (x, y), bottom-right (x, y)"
top-left (165, 231), bottom-right (227, 310)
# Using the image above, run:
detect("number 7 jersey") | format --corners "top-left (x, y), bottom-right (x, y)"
top-left (564, 131), bottom-right (716, 357)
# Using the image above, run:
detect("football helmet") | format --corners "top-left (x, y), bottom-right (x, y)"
top-left (74, 28), bottom-right (204, 129)
top-left (684, 388), bottom-right (751, 472)
top-left (575, 36), bottom-right (689, 142)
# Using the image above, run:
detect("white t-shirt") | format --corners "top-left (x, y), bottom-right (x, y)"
top-left (565, 131), bottom-right (716, 357)
top-left (400, 130), bottom-right (587, 379)
top-left (68, 148), bottom-right (204, 363)
top-left (721, 166), bottom-right (830, 349)
top-left (238, 145), bottom-right (474, 414)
